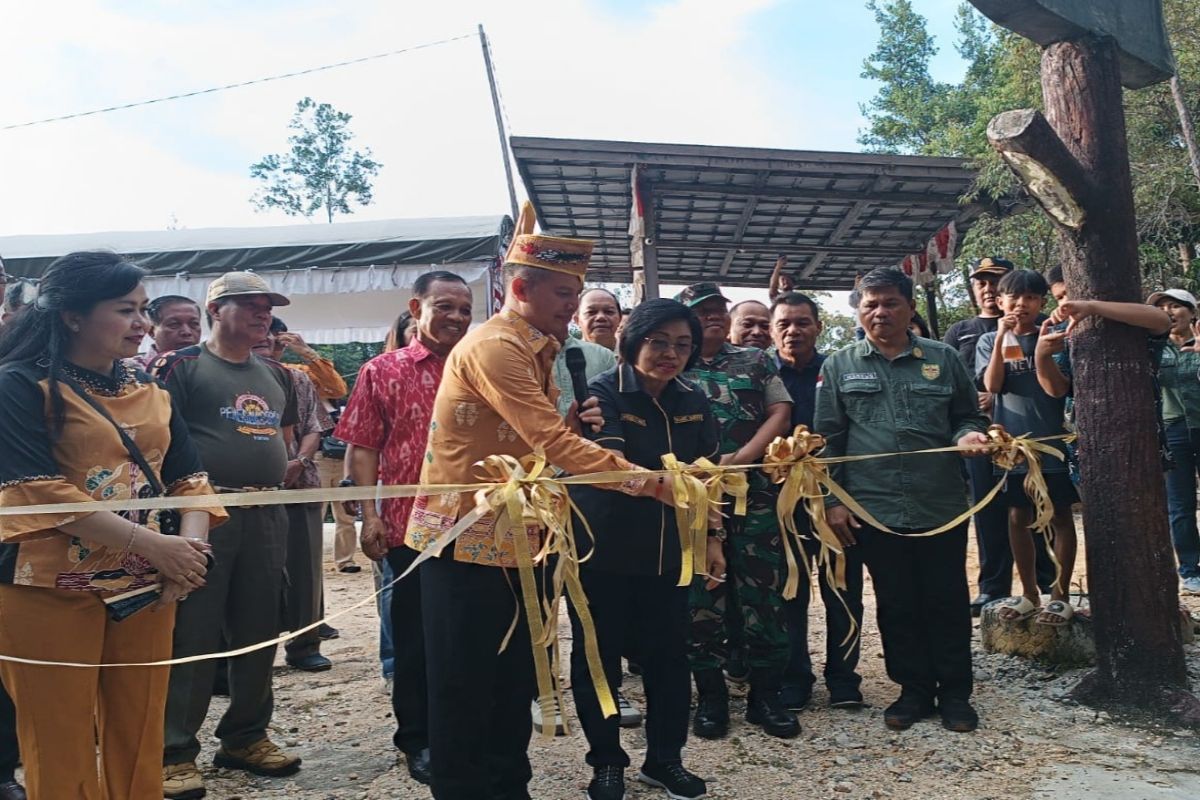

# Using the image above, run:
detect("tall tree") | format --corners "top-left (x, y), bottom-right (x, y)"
top-left (858, 0), bottom-right (950, 154)
top-left (250, 97), bottom-right (382, 224)
top-left (979, 0), bottom-right (1198, 719)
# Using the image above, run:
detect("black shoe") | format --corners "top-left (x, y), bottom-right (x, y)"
top-left (638, 761), bottom-right (706, 800)
top-left (884, 692), bottom-right (935, 730)
top-left (691, 670), bottom-right (729, 740)
top-left (0, 779), bottom-right (26, 800)
top-left (938, 697), bottom-right (979, 732)
top-left (338, 563), bottom-right (362, 574)
top-left (829, 687), bottom-right (866, 709)
top-left (970, 594), bottom-right (995, 618)
top-left (779, 683), bottom-right (812, 712)
top-left (318, 623), bottom-right (340, 641)
top-left (723, 648), bottom-right (750, 685)
top-left (404, 748), bottom-right (432, 785)
top-left (746, 689), bottom-right (801, 738)
top-left (286, 653), bottom-right (333, 672)
top-left (587, 765), bottom-right (625, 800)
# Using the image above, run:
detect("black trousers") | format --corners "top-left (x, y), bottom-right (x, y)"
top-left (422, 556), bottom-right (539, 800)
top-left (386, 546), bottom-right (427, 755)
top-left (569, 568), bottom-right (690, 770)
top-left (968, 457), bottom-right (1054, 597)
top-left (858, 522), bottom-right (973, 702)
top-left (783, 533), bottom-right (864, 695)
top-left (0, 679), bottom-right (16, 780)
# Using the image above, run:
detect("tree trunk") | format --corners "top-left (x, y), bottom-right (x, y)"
top-left (1171, 75), bottom-right (1200, 192)
top-left (1035, 38), bottom-right (1195, 719)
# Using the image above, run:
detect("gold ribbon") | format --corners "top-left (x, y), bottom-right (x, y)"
top-left (0, 433), bottom-right (1073, 671)
top-left (763, 426), bottom-right (846, 602)
top-left (693, 457), bottom-right (749, 520)
top-left (660, 454), bottom-right (712, 587)
top-left (427, 453), bottom-right (616, 734)
top-left (986, 424), bottom-right (1069, 590)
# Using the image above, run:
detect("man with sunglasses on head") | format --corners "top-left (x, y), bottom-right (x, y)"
top-left (675, 282), bottom-right (796, 741)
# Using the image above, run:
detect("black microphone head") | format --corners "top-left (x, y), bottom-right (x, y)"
top-left (565, 347), bottom-right (587, 373)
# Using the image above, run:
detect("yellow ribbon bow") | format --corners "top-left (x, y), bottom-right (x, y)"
top-left (693, 457), bottom-right (749, 520)
top-left (660, 454), bottom-right (715, 587)
top-left (985, 424), bottom-right (1071, 590)
top-left (762, 426), bottom-right (846, 596)
top-left (461, 453), bottom-right (617, 733)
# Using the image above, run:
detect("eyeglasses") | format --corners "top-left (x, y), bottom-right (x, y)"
top-left (643, 337), bottom-right (694, 357)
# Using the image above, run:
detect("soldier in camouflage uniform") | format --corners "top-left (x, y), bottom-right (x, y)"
top-left (675, 283), bottom-right (797, 740)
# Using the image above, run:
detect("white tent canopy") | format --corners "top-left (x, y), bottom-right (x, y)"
top-left (0, 215), bottom-right (512, 344)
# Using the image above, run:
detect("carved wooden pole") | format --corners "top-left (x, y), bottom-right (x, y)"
top-left (989, 36), bottom-right (1195, 718)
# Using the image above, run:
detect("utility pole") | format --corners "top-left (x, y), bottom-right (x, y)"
top-left (479, 24), bottom-right (519, 221)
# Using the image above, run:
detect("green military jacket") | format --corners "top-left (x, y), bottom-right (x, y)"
top-left (815, 334), bottom-right (989, 531)
top-left (1159, 340), bottom-right (1200, 429)
top-left (684, 342), bottom-right (791, 495)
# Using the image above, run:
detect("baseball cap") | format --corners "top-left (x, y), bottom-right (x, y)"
top-left (674, 282), bottom-right (731, 309)
top-left (1147, 288), bottom-right (1198, 310)
top-left (968, 257), bottom-right (1015, 280)
top-left (205, 271), bottom-right (289, 307)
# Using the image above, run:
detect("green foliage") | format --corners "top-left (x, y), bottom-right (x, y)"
top-left (250, 97), bottom-right (383, 224)
top-left (858, 0), bottom-right (948, 154)
top-left (859, 0), bottom-right (1200, 311)
top-left (811, 292), bottom-right (859, 353)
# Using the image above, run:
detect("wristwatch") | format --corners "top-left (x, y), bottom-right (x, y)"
top-left (707, 527), bottom-right (728, 543)
top-left (338, 477), bottom-right (355, 488)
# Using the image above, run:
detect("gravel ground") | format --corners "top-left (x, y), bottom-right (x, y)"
top-left (192, 523), bottom-right (1200, 799)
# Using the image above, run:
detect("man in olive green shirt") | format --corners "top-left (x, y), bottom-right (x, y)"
top-left (815, 268), bottom-right (989, 734)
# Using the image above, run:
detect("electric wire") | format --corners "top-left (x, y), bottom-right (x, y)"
top-left (2, 32), bottom-right (475, 131)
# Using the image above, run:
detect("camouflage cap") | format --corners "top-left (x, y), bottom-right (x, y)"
top-left (674, 281), bottom-right (730, 309)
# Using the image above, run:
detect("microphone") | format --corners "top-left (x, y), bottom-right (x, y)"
top-left (564, 348), bottom-right (592, 438)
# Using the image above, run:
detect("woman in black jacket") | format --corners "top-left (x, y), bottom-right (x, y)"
top-left (570, 299), bottom-right (722, 800)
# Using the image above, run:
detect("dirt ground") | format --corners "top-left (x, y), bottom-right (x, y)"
top-left (193, 521), bottom-right (1200, 800)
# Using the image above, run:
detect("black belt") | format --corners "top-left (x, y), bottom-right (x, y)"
top-left (213, 485), bottom-right (282, 494)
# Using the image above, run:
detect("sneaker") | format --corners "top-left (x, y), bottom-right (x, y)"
top-left (1182, 576), bottom-right (1200, 595)
top-left (213, 738), bottom-right (301, 777)
top-left (938, 697), bottom-right (979, 733)
top-left (617, 692), bottom-right (643, 728)
top-left (587, 765), bottom-right (626, 800)
top-left (638, 761), bottom-right (706, 800)
top-left (163, 762), bottom-right (206, 799)
top-left (531, 697), bottom-right (566, 736)
top-left (883, 692), bottom-right (935, 731)
top-left (829, 687), bottom-right (866, 709)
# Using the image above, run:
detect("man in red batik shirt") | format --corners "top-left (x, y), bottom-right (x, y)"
top-left (334, 270), bottom-right (472, 787)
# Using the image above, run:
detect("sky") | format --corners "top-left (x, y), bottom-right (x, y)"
top-left (0, 0), bottom-right (976, 240)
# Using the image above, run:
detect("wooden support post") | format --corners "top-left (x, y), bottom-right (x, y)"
top-left (642, 192), bottom-right (661, 300)
top-left (990, 36), bottom-right (1196, 720)
top-left (923, 283), bottom-right (940, 340)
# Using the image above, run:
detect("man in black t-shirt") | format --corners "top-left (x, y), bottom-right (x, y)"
top-left (943, 258), bottom-right (1052, 614)
top-left (155, 273), bottom-right (302, 800)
